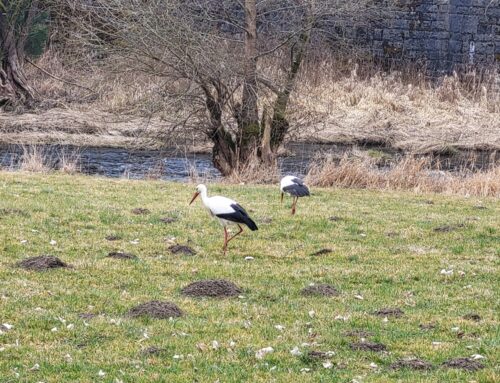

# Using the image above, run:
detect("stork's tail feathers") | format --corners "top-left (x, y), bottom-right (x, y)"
top-left (245, 217), bottom-right (258, 231)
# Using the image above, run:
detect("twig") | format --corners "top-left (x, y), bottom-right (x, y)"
top-left (25, 57), bottom-right (97, 94)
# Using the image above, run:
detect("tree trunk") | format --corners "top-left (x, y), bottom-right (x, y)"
top-left (0, 5), bottom-right (37, 107)
top-left (270, 26), bottom-right (312, 151)
top-left (201, 83), bottom-right (237, 176)
top-left (238, 0), bottom-right (260, 163)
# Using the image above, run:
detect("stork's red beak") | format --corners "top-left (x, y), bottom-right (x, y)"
top-left (189, 191), bottom-right (200, 205)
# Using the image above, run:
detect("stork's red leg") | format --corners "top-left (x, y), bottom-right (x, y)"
top-left (227, 224), bottom-right (244, 243)
top-left (223, 227), bottom-right (228, 255)
top-left (292, 197), bottom-right (297, 215)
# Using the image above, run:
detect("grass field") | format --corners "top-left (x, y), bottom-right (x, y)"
top-left (0, 172), bottom-right (498, 382)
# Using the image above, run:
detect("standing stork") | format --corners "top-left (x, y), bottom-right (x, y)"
top-left (280, 175), bottom-right (310, 215)
top-left (189, 184), bottom-right (258, 255)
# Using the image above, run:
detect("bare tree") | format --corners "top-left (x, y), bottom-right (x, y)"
top-left (65, 0), bottom-right (386, 175)
top-left (0, 0), bottom-right (39, 107)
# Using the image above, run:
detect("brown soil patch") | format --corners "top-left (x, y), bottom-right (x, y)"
top-left (301, 284), bottom-right (339, 297)
top-left (442, 358), bottom-right (484, 371)
top-left (463, 313), bottom-right (481, 322)
top-left (0, 208), bottom-right (28, 217)
top-left (17, 255), bottom-right (69, 271)
top-left (473, 205), bottom-right (487, 210)
top-left (107, 251), bottom-right (137, 260)
top-left (160, 217), bottom-right (177, 224)
top-left (329, 216), bottom-right (342, 221)
top-left (105, 234), bottom-right (122, 241)
top-left (390, 358), bottom-right (433, 370)
top-left (311, 248), bottom-right (333, 256)
top-left (434, 224), bottom-right (465, 232)
top-left (307, 351), bottom-right (332, 360)
top-left (349, 342), bottom-right (387, 352)
top-left (128, 300), bottom-right (183, 319)
top-left (373, 307), bottom-right (404, 318)
top-left (343, 329), bottom-right (373, 338)
top-left (142, 346), bottom-right (166, 355)
top-left (168, 244), bottom-right (196, 256)
top-left (132, 208), bottom-right (150, 215)
top-left (181, 279), bottom-right (242, 298)
top-left (260, 217), bottom-right (273, 224)
top-left (419, 322), bottom-right (436, 330)
top-left (78, 313), bottom-right (97, 320)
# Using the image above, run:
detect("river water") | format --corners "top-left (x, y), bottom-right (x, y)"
top-left (0, 143), bottom-right (497, 181)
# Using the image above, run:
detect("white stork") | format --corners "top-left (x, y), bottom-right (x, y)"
top-left (280, 175), bottom-right (310, 215)
top-left (189, 184), bottom-right (258, 255)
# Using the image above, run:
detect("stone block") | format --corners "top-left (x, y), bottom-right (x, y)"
top-left (450, 15), bottom-right (464, 33)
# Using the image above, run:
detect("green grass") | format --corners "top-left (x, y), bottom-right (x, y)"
top-left (0, 172), bottom-right (498, 382)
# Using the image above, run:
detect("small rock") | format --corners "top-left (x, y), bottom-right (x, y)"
top-left (255, 347), bottom-right (274, 359)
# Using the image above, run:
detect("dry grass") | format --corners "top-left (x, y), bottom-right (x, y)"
top-left (290, 60), bottom-right (499, 151)
top-left (224, 156), bottom-right (280, 185)
top-left (8, 145), bottom-right (82, 174)
top-left (58, 148), bottom-right (81, 174)
top-left (19, 145), bottom-right (51, 173)
top-left (305, 155), bottom-right (500, 198)
top-left (13, 51), bottom-right (499, 153)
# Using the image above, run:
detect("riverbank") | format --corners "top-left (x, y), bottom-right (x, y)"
top-left (1, 143), bottom-right (499, 197)
top-left (2, 54), bottom-right (499, 154)
top-left (1, 102), bottom-right (499, 154)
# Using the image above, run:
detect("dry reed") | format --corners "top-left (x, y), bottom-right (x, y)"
top-left (19, 145), bottom-right (51, 173)
top-left (305, 155), bottom-right (499, 198)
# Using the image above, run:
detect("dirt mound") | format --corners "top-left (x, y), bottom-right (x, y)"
top-left (107, 251), bottom-right (137, 260)
top-left (473, 205), bottom-right (487, 210)
top-left (181, 279), bottom-right (242, 298)
top-left (391, 358), bottom-right (432, 370)
top-left (373, 307), bottom-right (404, 318)
top-left (442, 358), bottom-right (484, 371)
top-left (434, 224), bottom-right (464, 232)
top-left (463, 313), bottom-right (481, 322)
top-left (142, 346), bottom-right (166, 355)
top-left (310, 248), bottom-right (333, 256)
top-left (329, 216), bottom-right (343, 221)
top-left (307, 350), bottom-right (334, 360)
top-left (128, 301), bottom-right (183, 319)
top-left (0, 208), bottom-right (28, 217)
top-left (419, 322), bottom-right (436, 330)
top-left (160, 217), bottom-right (177, 224)
top-left (350, 342), bottom-right (386, 352)
top-left (343, 329), bottom-right (373, 338)
top-left (17, 256), bottom-right (69, 271)
top-left (301, 284), bottom-right (339, 297)
top-left (169, 244), bottom-right (196, 256)
top-left (132, 208), bottom-right (151, 215)
top-left (105, 234), bottom-right (122, 241)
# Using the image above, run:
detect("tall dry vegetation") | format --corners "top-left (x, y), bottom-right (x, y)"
top-left (25, 49), bottom-right (499, 154)
top-left (306, 155), bottom-right (500, 198)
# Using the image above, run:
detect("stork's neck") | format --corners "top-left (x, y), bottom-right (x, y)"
top-left (200, 188), bottom-right (209, 206)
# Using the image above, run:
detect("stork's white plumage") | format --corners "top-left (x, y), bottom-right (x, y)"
top-left (189, 184), bottom-right (258, 255)
top-left (280, 175), bottom-right (310, 215)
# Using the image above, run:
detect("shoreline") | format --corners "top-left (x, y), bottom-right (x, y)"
top-left (1, 107), bottom-right (499, 155)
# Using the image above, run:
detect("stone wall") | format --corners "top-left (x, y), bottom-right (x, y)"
top-left (338, 0), bottom-right (499, 73)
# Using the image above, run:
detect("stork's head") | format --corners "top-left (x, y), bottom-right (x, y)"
top-left (189, 184), bottom-right (207, 205)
